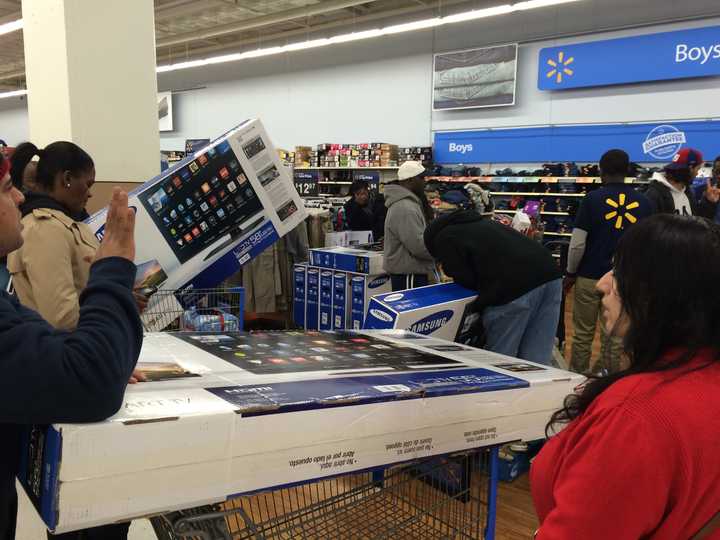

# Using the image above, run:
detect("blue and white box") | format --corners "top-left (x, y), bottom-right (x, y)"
top-left (364, 283), bottom-right (478, 341)
top-left (350, 274), bottom-right (393, 330)
top-left (319, 271), bottom-right (334, 331)
top-left (332, 272), bottom-right (348, 330)
top-left (305, 268), bottom-right (320, 330)
top-left (309, 246), bottom-right (384, 275)
top-left (292, 264), bottom-right (307, 328)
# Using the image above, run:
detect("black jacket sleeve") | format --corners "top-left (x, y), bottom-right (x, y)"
top-left (692, 189), bottom-right (719, 220)
top-left (644, 183), bottom-right (667, 214)
top-left (0, 257), bottom-right (143, 424)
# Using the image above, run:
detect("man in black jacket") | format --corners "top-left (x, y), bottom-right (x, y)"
top-left (424, 210), bottom-right (561, 365)
top-left (343, 180), bottom-right (386, 241)
top-left (0, 165), bottom-right (143, 540)
top-left (644, 148), bottom-right (719, 217)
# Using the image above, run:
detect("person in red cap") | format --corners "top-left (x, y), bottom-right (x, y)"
top-left (645, 147), bottom-right (719, 217)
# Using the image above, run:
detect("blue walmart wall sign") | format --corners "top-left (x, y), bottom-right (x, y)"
top-left (538, 25), bottom-right (720, 91)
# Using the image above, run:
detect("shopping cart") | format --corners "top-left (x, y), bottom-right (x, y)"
top-left (141, 288), bottom-right (501, 540)
top-left (140, 287), bottom-right (245, 332)
top-left (149, 448), bottom-right (500, 540)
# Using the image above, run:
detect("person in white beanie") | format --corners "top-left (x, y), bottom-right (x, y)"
top-left (382, 161), bottom-right (436, 291)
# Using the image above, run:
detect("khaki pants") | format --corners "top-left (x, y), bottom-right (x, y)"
top-left (570, 276), bottom-right (624, 374)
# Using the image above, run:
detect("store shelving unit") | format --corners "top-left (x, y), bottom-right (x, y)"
top-left (295, 167), bottom-right (400, 171)
top-left (425, 174), bottom-right (651, 261)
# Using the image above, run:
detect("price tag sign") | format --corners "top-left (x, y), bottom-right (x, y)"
top-left (294, 170), bottom-right (319, 197)
top-left (352, 171), bottom-right (381, 192)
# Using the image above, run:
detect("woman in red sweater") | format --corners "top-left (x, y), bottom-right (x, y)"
top-left (531, 214), bottom-right (720, 539)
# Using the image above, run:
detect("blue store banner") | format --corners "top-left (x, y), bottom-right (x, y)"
top-left (538, 25), bottom-right (720, 91)
top-left (433, 120), bottom-right (720, 164)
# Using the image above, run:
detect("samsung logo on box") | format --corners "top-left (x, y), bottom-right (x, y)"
top-left (448, 143), bottom-right (473, 154)
top-left (369, 276), bottom-right (390, 289)
top-left (409, 310), bottom-right (454, 335)
top-left (383, 293), bottom-right (404, 302)
top-left (369, 309), bottom-right (394, 323)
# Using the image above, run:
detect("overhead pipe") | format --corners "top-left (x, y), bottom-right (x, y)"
top-left (155, 0), bottom-right (384, 48)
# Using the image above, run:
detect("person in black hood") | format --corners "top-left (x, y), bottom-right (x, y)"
top-left (344, 180), bottom-right (386, 241)
top-left (424, 210), bottom-right (562, 365)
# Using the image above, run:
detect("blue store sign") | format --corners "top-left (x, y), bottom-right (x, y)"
top-left (538, 25), bottom-right (720, 91)
top-left (433, 120), bottom-right (720, 164)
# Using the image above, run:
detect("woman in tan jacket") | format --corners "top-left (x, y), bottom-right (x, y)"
top-left (8, 142), bottom-right (98, 329)
top-left (7, 141), bottom-right (140, 540)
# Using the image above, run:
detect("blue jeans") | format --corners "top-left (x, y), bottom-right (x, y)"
top-left (482, 279), bottom-right (562, 365)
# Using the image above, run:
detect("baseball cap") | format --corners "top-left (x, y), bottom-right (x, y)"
top-left (387, 160), bottom-right (425, 184)
top-left (665, 148), bottom-right (704, 170)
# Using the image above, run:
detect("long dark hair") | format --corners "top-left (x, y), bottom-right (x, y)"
top-left (548, 215), bottom-right (720, 433)
top-left (11, 141), bottom-right (93, 191)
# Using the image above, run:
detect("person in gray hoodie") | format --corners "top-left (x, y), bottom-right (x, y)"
top-left (382, 161), bottom-right (436, 291)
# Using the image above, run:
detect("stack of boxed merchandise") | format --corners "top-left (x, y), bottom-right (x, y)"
top-left (399, 146), bottom-right (433, 166)
top-left (294, 245), bottom-right (392, 331)
top-left (293, 146), bottom-right (311, 168)
top-left (310, 143), bottom-right (399, 168)
top-left (276, 149), bottom-right (295, 167)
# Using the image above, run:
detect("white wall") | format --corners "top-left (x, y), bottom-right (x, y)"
top-left (1, 0), bottom-right (719, 151)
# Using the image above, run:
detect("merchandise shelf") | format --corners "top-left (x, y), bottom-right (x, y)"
top-left (295, 166), bottom-right (400, 170)
top-left (494, 210), bottom-right (570, 216)
top-left (490, 192), bottom-right (586, 197)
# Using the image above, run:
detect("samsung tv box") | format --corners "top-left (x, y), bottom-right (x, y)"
top-left (18, 330), bottom-right (583, 534)
top-left (363, 282), bottom-right (478, 341)
top-left (308, 246), bottom-right (384, 275)
top-left (86, 118), bottom-right (306, 331)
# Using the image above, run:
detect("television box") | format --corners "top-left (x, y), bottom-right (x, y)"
top-left (305, 268), bottom-right (320, 330)
top-left (86, 119), bottom-right (306, 331)
top-left (308, 246), bottom-right (384, 275)
top-left (332, 272), bottom-right (348, 330)
top-left (349, 273), bottom-right (392, 330)
top-left (324, 231), bottom-right (374, 248)
top-left (19, 330), bottom-right (583, 534)
top-left (319, 271), bottom-right (334, 331)
top-left (292, 264), bottom-right (306, 328)
top-left (363, 283), bottom-right (478, 341)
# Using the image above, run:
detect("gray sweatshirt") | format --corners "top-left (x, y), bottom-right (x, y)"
top-left (382, 184), bottom-right (436, 275)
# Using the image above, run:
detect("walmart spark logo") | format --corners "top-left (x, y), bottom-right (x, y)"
top-left (605, 194), bottom-right (640, 230)
top-left (546, 51), bottom-right (574, 84)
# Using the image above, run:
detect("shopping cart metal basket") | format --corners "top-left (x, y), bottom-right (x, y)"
top-left (140, 287), bottom-right (244, 332)
top-left (149, 448), bottom-right (500, 540)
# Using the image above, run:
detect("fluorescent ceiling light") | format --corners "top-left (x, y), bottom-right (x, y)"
top-left (1, 0), bottom-right (583, 83)
top-left (0, 89), bottom-right (27, 99)
top-left (0, 18), bottom-right (21, 37)
top-left (157, 0), bottom-right (582, 73)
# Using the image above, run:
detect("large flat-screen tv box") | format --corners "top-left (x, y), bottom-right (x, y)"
top-left (86, 119), bottom-right (306, 330)
top-left (19, 331), bottom-right (583, 534)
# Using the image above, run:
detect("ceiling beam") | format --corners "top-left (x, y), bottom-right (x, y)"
top-left (155, 0), bottom-right (473, 63)
top-left (156, 0), bottom-right (383, 48)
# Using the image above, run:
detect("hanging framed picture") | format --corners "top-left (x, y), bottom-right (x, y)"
top-left (433, 43), bottom-right (518, 111)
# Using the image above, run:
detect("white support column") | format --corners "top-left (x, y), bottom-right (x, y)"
top-left (22, 0), bottom-right (160, 182)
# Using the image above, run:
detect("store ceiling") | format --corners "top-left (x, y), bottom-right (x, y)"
top-left (0, 0), bottom-right (488, 89)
